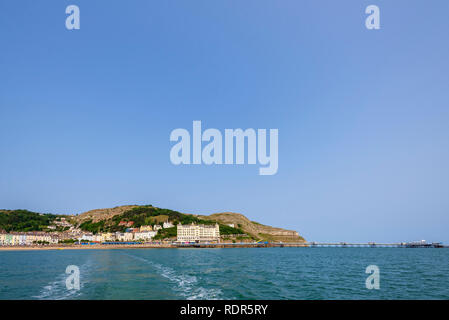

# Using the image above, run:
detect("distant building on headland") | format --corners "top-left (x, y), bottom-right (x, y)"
top-left (177, 223), bottom-right (220, 243)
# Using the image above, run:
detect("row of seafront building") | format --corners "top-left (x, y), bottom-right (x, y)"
top-left (80, 221), bottom-right (176, 243)
top-left (0, 232), bottom-right (59, 246)
top-left (0, 221), bottom-right (173, 246)
top-left (0, 221), bottom-right (222, 246)
top-left (89, 222), bottom-right (221, 243)
top-left (66, 222), bottom-right (222, 243)
top-left (80, 222), bottom-right (222, 244)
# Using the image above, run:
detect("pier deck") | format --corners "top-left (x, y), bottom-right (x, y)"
top-left (173, 241), bottom-right (446, 248)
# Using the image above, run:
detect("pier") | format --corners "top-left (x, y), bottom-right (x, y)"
top-left (304, 242), bottom-right (403, 248)
top-left (172, 241), bottom-right (446, 249)
top-left (304, 241), bottom-right (445, 248)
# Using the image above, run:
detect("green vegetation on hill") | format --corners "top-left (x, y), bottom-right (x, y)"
top-left (0, 205), bottom-right (302, 242)
top-left (77, 205), bottom-right (215, 234)
top-left (219, 224), bottom-right (245, 235)
top-left (80, 205), bottom-right (207, 233)
top-left (0, 210), bottom-right (59, 232)
top-left (153, 227), bottom-right (177, 240)
top-left (77, 205), bottom-right (246, 238)
top-left (79, 220), bottom-right (105, 234)
top-left (113, 206), bottom-right (215, 226)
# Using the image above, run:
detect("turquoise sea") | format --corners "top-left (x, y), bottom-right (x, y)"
top-left (0, 248), bottom-right (448, 300)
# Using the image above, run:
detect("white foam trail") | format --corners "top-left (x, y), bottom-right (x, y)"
top-left (33, 260), bottom-right (92, 300)
top-left (123, 253), bottom-right (224, 300)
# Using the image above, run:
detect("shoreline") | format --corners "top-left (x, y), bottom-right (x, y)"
top-left (0, 243), bottom-right (309, 251)
top-left (0, 244), bottom-right (174, 251)
top-left (1, 243), bottom-right (445, 251)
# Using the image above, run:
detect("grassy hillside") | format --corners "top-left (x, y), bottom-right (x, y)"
top-left (76, 205), bottom-right (244, 235)
top-left (76, 206), bottom-right (304, 242)
top-left (0, 205), bottom-right (305, 243)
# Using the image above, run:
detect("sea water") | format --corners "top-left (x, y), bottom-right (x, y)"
top-left (0, 247), bottom-right (448, 300)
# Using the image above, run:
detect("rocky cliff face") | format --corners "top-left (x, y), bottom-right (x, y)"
top-left (74, 205), bottom-right (138, 223)
top-left (197, 212), bottom-right (305, 243)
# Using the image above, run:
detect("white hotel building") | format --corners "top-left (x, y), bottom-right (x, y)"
top-left (177, 223), bottom-right (220, 243)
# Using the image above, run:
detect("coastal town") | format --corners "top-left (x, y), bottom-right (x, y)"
top-left (0, 205), bottom-right (310, 249)
top-left (0, 217), bottom-right (224, 246)
top-left (1, 208), bottom-right (446, 249)
top-left (1, 215), bottom-right (446, 249)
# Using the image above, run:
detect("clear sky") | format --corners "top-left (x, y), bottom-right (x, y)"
top-left (1, 1), bottom-right (448, 243)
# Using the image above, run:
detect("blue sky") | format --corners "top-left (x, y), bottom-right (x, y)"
top-left (1, 1), bottom-right (448, 243)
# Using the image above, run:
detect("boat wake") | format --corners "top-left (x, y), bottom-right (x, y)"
top-left (32, 260), bottom-right (93, 300)
top-left (123, 253), bottom-right (224, 300)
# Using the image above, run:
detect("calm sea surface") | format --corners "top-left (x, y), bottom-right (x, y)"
top-left (0, 248), bottom-right (448, 300)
